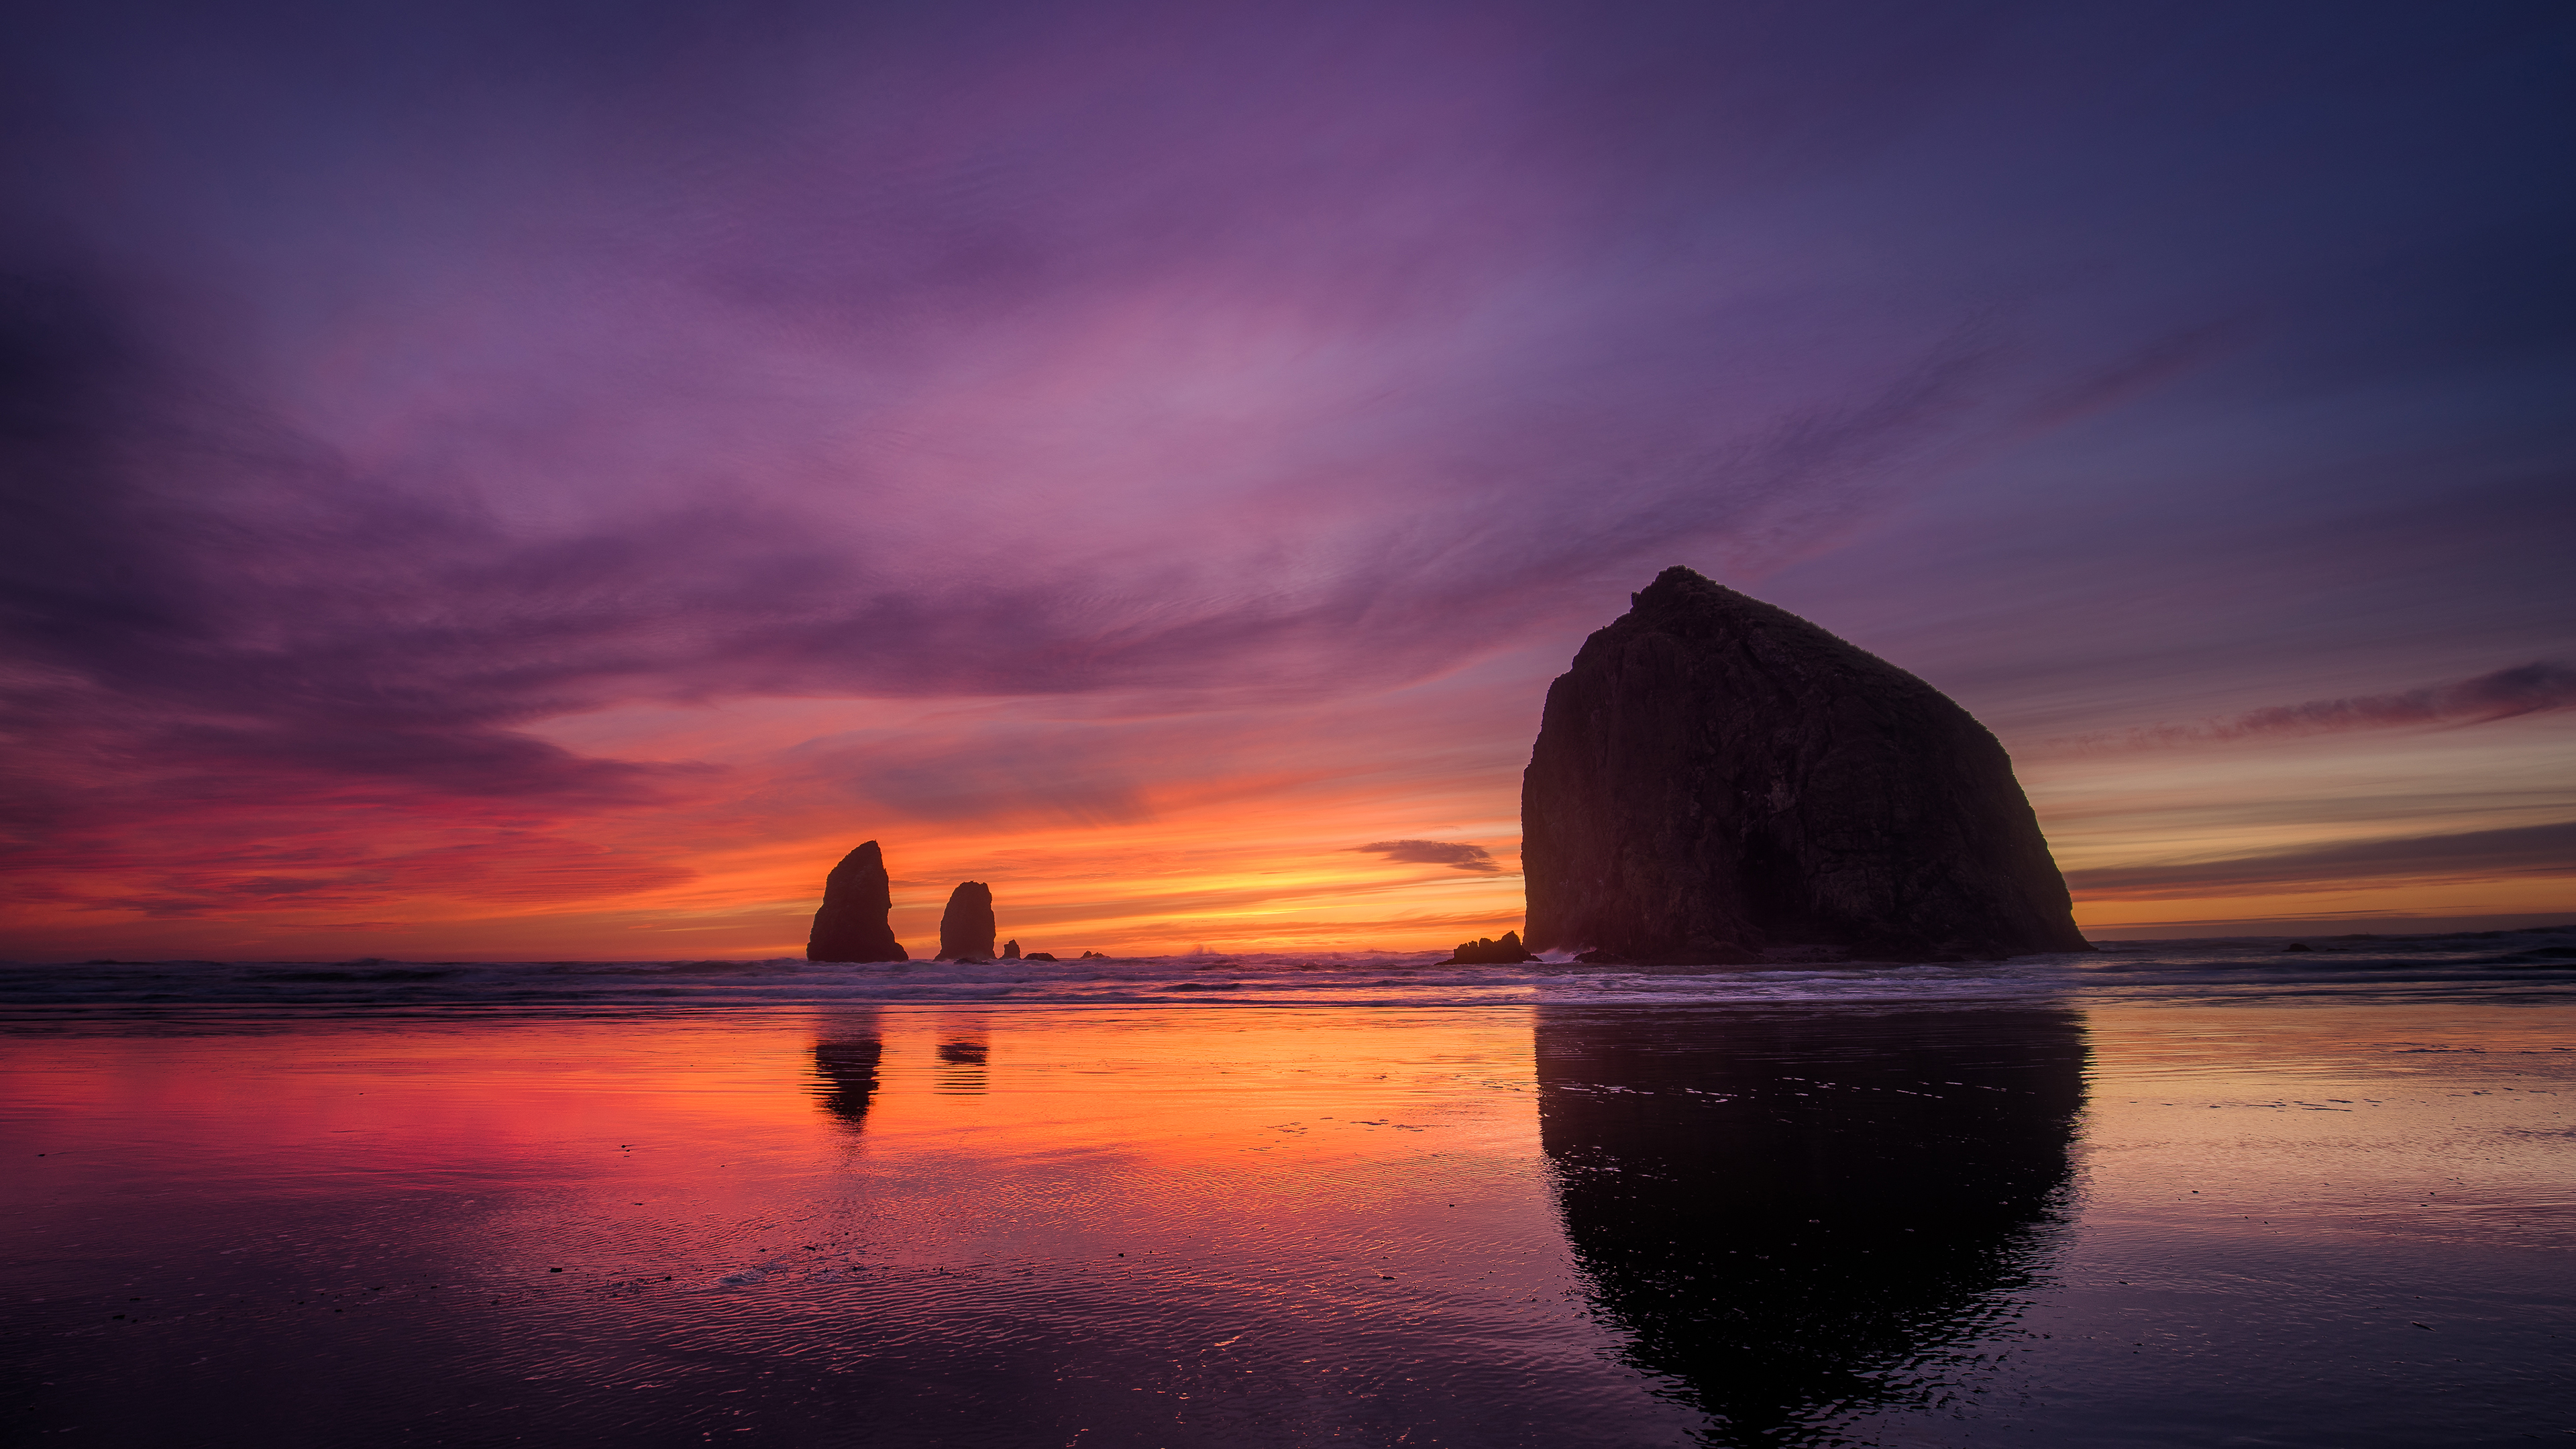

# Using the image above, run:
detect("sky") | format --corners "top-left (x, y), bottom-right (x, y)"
top-left (3, 0), bottom-right (2571, 960)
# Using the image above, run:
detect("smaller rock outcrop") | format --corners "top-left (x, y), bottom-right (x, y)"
top-left (1446, 931), bottom-right (1534, 965)
top-left (807, 842), bottom-right (908, 963)
top-left (938, 881), bottom-right (996, 961)
top-left (1080, 950), bottom-right (1109, 959)
top-left (1024, 951), bottom-right (1059, 961)
top-left (1001, 938), bottom-right (1022, 960)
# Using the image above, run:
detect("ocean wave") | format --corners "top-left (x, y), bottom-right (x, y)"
top-left (3, 924), bottom-right (2571, 1014)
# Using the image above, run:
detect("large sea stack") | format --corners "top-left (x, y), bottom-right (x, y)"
top-left (1521, 566), bottom-right (2087, 963)
top-left (938, 881), bottom-right (996, 961)
top-left (806, 841), bottom-right (908, 963)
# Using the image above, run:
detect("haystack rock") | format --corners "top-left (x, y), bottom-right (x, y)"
top-left (938, 881), bottom-right (996, 961)
top-left (806, 841), bottom-right (908, 963)
top-left (1521, 566), bottom-right (2088, 964)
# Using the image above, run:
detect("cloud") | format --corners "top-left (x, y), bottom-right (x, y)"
top-left (19, 820), bottom-right (698, 920)
top-left (2065, 820), bottom-right (2576, 900)
top-left (2050, 662), bottom-right (2576, 752)
top-left (4, 3), bottom-right (2570, 957)
top-left (1351, 840), bottom-right (1502, 873)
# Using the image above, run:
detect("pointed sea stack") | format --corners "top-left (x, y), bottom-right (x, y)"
top-left (1521, 567), bottom-right (2088, 963)
top-left (806, 842), bottom-right (908, 963)
top-left (938, 881), bottom-right (996, 961)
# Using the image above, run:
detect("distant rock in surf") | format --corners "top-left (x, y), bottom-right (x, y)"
top-left (1080, 950), bottom-right (1110, 959)
top-left (1521, 566), bottom-right (2089, 964)
top-left (938, 881), bottom-right (996, 961)
top-left (1002, 938), bottom-right (1022, 960)
top-left (806, 841), bottom-right (908, 963)
top-left (1024, 951), bottom-right (1058, 961)
top-left (1446, 931), bottom-right (1534, 965)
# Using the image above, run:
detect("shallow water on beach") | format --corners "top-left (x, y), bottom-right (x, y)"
top-left (5, 934), bottom-right (2572, 1446)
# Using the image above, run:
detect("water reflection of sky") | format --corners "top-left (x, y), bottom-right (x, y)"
top-left (3, 1001), bottom-right (2569, 1445)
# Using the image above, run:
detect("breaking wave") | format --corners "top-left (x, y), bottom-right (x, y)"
top-left (5, 924), bottom-right (2572, 1016)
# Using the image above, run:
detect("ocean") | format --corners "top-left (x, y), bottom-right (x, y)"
top-left (6, 928), bottom-right (2571, 1446)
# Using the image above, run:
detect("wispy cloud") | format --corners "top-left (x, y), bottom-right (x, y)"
top-left (2050, 663), bottom-right (2576, 752)
top-left (2065, 820), bottom-right (2576, 900)
top-left (1350, 841), bottom-right (1503, 873)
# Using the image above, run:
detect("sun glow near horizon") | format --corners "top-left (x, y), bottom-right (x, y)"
top-left (12, 670), bottom-right (2565, 960)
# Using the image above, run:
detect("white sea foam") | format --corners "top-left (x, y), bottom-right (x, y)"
top-left (3, 924), bottom-right (2571, 1014)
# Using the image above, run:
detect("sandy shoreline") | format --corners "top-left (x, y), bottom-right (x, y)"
top-left (6, 983), bottom-right (2570, 1446)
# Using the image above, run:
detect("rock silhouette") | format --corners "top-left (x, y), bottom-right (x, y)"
top-left (811, 1033), bottom-right (885, 1127)
top-left (1002, 938), bottom-right (1022, 960)
top-left (1446, 931), bottom-right (1533, 964)
top-left (806, 842), bottom-right (908, 963)
top-left (1521, 566), bottom-right (2088, 963)
top-left (938, 881), bottom-right (996, 961)
top-left (1538, 1007), bottom-right (2084, 1439)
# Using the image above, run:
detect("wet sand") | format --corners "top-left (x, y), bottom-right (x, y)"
top-left (4, 992), bottom-right (2570, 1446)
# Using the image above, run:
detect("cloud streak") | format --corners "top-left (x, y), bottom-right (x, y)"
top-left (2049, 663), bottom-right (2576, 753)
top-left (2065, 821), bottom-right (2576, 901)
top-left (1350, 841), bottom-right (1504, 873)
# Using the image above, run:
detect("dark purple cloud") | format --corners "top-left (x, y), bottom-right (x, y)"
top-left (1352, 841), bottom-right (1502, 874)
top-left (2049, 663), bottom-right (2576, 752)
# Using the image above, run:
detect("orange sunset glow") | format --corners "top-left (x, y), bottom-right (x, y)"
top-left (12, 651), bottom-right (2568, 961)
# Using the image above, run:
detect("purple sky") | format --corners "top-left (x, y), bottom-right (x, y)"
top-left (5, 1), bottom-right (2571, 957)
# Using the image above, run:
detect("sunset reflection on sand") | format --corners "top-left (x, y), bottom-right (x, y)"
top-left (5, 994), bottom-right (2570, 1446)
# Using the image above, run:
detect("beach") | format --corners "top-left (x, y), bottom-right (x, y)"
top-left (5, 935), bottom-right (2570, 1446)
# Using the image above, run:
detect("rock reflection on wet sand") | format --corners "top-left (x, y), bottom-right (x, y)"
top-left (811, 1027), bottom-right (884, 1127)
top-left (1538, 1008), bottom-right (2085, 1442)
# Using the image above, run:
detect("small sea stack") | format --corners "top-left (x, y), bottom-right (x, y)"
top-left (938, 882), bottom-right (997, 961)
top-left (1521, 566), bottom-right (2088, 964)
top-left (1446, 932), bottom-right (1534, 965)
top-left (806, 841), bottom-right (908, 963)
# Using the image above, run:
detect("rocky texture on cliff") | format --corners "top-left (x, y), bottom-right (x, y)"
top-left (938, 881), bottom-right (996, 961)
top-left (1446, 931), bottom-right (1533, 964)
top-left (1521, 567), bottom-right (2088, 963)
top-left (806, 841), bottom-right (908, 963)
